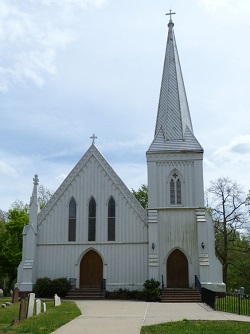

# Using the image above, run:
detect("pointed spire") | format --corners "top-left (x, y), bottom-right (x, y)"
top-left (149, 13), bottom-right (202, 152)
top-left (155, 13), bottom-right (193, 140)
top-left (29, 174), bottom-right (40, 232)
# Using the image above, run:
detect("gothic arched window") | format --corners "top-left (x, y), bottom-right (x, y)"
top-left (68, 198), bottom-right (76, 241)
top-left (108, 196), bottom-right (115, 241)
top-left (170, 172), bottom-right (182, 205)
top-left (88, 197), bottom-right (96, 241)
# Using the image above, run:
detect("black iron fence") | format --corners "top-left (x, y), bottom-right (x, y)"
top-left (216, 292), bottom-right (250, 316)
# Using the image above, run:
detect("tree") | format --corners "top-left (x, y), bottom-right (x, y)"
top-left (206, 177), bottom-right (250, 286)
top-left (132, 184), bottom-right (148, 209)
top-left (226, 233), bottom-right (250, 293)
top-left (0, 185), bottom-right (53, 292)
top-left (38, 185), bottom-right (54, 209)
top-left (0, 206), bottom-right (29, 291)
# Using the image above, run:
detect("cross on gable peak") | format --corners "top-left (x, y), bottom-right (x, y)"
top-left (90, 134), bottom-right (98, 145)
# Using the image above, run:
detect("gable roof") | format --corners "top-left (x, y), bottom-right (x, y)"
top-left (38, 144), bottom-right (147, 223)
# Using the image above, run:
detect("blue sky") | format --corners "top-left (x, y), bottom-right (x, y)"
top-left (1, 0), bottom-right (250, 211)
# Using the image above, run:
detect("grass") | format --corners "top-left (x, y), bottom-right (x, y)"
top-left (141, 319), bottom-right (250, 334)
top-left (0, 297), bottom-right (81, 334)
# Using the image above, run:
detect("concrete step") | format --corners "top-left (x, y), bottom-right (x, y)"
top-left (161, 289), bottom-right (201, 303)
top-left (65, 288), bottom-right (106, 300)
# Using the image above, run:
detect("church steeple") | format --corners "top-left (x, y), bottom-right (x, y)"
top-left (148, 14), bottom-right (203, 152)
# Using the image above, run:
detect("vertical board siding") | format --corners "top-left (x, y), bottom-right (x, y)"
top-left (36, 153), bottom-right (148, 288)
top-left (158, 209), bottom-right (198, 285)
top-left (148, 154), bottom-right (204, 209)
top-left (37, 243), bottom-right (148, 289)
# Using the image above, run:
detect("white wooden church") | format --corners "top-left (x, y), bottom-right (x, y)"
top-left (16, 15), bottom-right (225, 295)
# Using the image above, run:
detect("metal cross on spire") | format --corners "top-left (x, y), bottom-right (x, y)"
top-left (90, 133), bottom-right (98, 145)
top-left (166, 9), bottom-right (176, 21)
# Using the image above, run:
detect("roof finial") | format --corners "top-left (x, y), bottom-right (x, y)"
top-left (90, 133), bottom-right (97, 145)
top-left (33, 174), bottom-right (39, 186)
top-left (166, 9), bottom-right (176, 27)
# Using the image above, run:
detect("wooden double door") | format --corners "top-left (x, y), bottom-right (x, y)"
top-left (80, 250), bottom-right (103, 288)
top-left (167, 249), bottom-right (189, 288)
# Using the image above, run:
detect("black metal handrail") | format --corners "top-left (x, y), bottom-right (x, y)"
top-left (195, 275), bottom-right (202, 295)
top-left (69, 277), bottom-right (76, 290)
top-left (101, 278), bottom-right (106, 292)
top-left (161, 275), bottom-right (164, 291)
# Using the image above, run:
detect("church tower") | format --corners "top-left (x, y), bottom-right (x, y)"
top-left (147, 13), bottom-right (225, 292)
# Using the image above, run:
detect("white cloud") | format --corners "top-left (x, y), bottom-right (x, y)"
top-left (213, 135), bottom-right (250, 162)
top-left (16, 49), bottom-right (57, 87)
top-left (45, 29), bottom-right (74, 49)
top-left (201, 0), bottom-right (250, 23)
top-left (0, 160), bottom-right (18, 177)
top-left (203, 157), bottom-right (216, 170)
top-left (201, 0), bottom-right (229, 11)
top-left (0, 0), bottom-right (106, 91)
top-left (40, 0), bottom-right (107, 10)
top-left (55, 173), bottom-right (67, 183)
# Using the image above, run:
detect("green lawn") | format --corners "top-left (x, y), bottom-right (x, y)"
top-left (0, 298), bottom-right (81, 334)
top-left (141, 319), bottom-right (250, 334)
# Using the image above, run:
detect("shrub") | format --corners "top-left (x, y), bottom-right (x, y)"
top-left (51, 278), bottom-right (71, 297)
top-left (143, 278), bottom-right (161, 301)
top-left (33, 277), bottom-right (53, 298)
top-left (106, 289), bottom-right (145, 300)
top-left (33, 277), bottom-right (71, 298)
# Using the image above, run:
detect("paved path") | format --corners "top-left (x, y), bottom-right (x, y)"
top-left (51, 300), bottom-right (250, 334)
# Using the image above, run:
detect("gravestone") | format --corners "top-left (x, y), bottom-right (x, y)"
top-left (54, 294), bottom-right (61, 306)
top-left (0, 289), bottom-right (3, 297)
top-left (36, 299), bottom-right (41, 315)
top-left (43, 302), bottom-right (47, 312)
top-left (19, 299), bottom-right (26, 322)
top-left (27, 293), bottom-right (35, 318)
top-left (239, 287), bottom-right (245, 295)
top-left (12, 287), bottom-right (19, 303)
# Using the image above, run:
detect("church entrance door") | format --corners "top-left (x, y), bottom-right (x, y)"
top-left (80, 250), bottom-right (103, 288)
top-left (167, 249), bottom-right (189, 288)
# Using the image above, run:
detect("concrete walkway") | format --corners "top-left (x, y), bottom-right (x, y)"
top-left (51, 300), bottom-right (250, 334)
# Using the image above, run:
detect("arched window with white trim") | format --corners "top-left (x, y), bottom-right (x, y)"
top-left (88, 197), bottom-right (96, 241)
top-left (169, 171), bottom-right (182, 205)
top-left (108, 196), bottom-right (115, 241)
top-left (68, 198), bottom-right (76, 241)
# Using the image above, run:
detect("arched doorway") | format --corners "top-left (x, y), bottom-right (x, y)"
top-left (167, 249), bottom-right (189, 288)
top-left (80, 250), bottom-right (103, 288)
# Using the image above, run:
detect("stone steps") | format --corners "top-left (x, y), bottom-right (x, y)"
top-left (65, 288), bottom-right (106, 300)
top-left (161, 289), bottom-right (202, 303)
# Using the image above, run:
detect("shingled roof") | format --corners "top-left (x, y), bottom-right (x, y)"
top-left (148, 18), bottom-right (203, 153)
